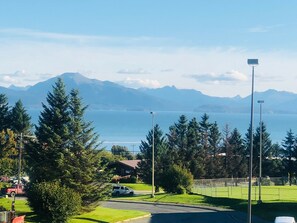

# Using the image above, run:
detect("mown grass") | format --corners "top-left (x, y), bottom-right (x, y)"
top-left (0, 198), bottom-right (148, 223)
top-left (192, 185), bottom-right (297, 201)
top-left (119, 190), bottom-right (297, 222)
top-left (121, 183), bottom-right (152, 191)
top-left (1, 184), bottom-right (297, 222)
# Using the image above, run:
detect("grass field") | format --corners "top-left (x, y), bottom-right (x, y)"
top-left (117, 186), bottom-right (297, 222)
top-left (192, 185), bottom-right (297, 201)
top-left (0, 198), bottom-right (148, 223)
top-left (1, 184), bottom-right (297, 222)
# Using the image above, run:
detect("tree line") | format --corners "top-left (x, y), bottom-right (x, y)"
top-left (137, 113), bottom-right (297, 187)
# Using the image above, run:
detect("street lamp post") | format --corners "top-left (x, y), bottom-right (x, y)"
top-left (150, 111), bottom-right (155, 198)
top-left (247, 58), bottom-right (259, 223)
top-left (257, 100), bottom-right (264, 204)
top-left (17, 133), bottom-right (23, 185)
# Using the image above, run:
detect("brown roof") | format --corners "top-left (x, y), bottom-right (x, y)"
top-left (118, 160), bottom-right (141, 169)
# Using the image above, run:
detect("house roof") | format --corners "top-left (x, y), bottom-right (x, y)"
top-left (118, 160), bottom-right (141, 169)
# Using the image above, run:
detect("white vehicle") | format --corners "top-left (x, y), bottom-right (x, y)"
top-left (275, 216), bottom-right (296, 223)
top-left (112, 185), bottom-right (134, 196)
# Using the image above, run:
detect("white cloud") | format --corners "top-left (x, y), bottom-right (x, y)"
top-left (118, 77), bottom-right (161, 88)
top-left (117, 68), bottom-right (151, 75)
top-left (247, 24), bottom-right (283, 33)
top-left (187, 70), bottom-right (247, 83)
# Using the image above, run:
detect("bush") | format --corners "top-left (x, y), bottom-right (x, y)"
top-left (26, 181), bottom-right (82, 223)
top-left (159, 165), bottom-right (194, 194)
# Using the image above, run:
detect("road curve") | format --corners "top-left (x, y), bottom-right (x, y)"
top-left (102, 200), bottom-right (270, 223)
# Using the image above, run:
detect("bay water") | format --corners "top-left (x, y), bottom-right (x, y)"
top-left (29, 109), bottom-right (297, 153)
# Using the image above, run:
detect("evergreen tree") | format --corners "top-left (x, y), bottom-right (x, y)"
top-left (111, 145), bottom-right (134, 160)
top-left (26, 79), bottom-right (111, 205)
top-left (167, 115), bottom-right (188, 165)
top-left (229, 128), bottom-right (248, 178)
top-left (27, 78), bottom-right (71, 182)
top-left (65, 89), bottom-right (111, 204)
top-left (206, 122), bottom-right (222, 178)
top-left (186, 118), bottom-right (205, 178)
top-left (9, 100), bottom-right (32, 135)
top-left (221, 124), bottom-right (232, 178)
top-left (262, 143), bottom-right (285, 177)
top-left (138, 124), bottom-right (168, 191)
top-left (282, 129), bottom-right (296, 185)
top-left (0, 94), bottom-right (10, 130)
top-left (253, 122), bottom-right (273, 173)
top-left (198, 113), bottom-right (213, 178)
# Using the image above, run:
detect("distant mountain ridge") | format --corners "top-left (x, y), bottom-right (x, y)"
top-left (1, 72), bottom-right (297, 114)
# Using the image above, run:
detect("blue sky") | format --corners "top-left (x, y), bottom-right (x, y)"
top-left (1, 0), bottom-right (297, 97)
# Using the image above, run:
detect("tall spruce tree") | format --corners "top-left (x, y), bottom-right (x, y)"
top-left (10, 100), bottom-right (32, 135)
top-left (186, 118), bottom-right (205, 178)
top-left (27, 78), bottom-right (71, 182)
top-left (65, 89), bottom-right (111, 204)
top-left (229, 128), bottom-right (248, 178)
top-left (138, 124), bottom-right (168, 191)
top-left (167, 115), bottom-right (188, 165)
top-left (26, 79), bottom-right (111, 205)
top-left (282, 129), bottom-right (296, 185)
top-left (0, 94), bottom-right (10, 131)
top-left (206, 122), bottom-right (222, 178)
top-left (253, 122), bottom-right (273, 175)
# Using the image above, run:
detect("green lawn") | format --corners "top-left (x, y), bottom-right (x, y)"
top-left (0, 198), bottom-right (149, 223)
top-left (192, 185), bottom-right (297, 201)
top-left (121, 183), bottom-right (152, 191)
top-left (1, 185), bottom-right (297, 222)
top-left (116, 186), bottom-right (297, 221)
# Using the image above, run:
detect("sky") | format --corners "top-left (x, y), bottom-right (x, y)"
top-left (1, 0), bottom-right (297, 97)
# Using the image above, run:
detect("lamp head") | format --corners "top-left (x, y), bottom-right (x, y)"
top-left (247, 59), bottom-right (259, 66)
top-left (257, 100), bottom-right (264, 104)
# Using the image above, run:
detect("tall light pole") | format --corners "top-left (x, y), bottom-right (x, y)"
top-left (150, 111), bottom-right (155, 198)
top-left (247, 58), bottom-right (259, 223)
top-left (17, 133), bottom-right (23, 185)
top-left (257, 100), bottom-right (264, 204)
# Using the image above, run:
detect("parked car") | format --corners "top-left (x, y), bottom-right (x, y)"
top-left (275, 216), bottom-right (296, 223)
top-left (1, 184), bottom-right (25, 197)
top-left (112, 185), bottom-right (134, 196)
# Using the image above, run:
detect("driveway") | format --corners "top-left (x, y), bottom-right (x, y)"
top-left (102, 200), bottom-right (270, 223)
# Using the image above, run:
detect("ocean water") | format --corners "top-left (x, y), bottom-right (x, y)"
top-left (29, 110), bottom-right (297, 152)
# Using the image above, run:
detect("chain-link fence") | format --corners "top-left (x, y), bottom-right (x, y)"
top-left (193, 177), bottom-right (297, 201)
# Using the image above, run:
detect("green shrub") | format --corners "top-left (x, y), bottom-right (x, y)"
top-left (120, 176), bottom-right (137, 183)
top-left (159, 164), bottom-right (194, 194)
top-left (26, 181), bottom-right (82, 223)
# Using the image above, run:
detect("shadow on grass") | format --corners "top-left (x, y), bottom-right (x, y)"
top-left (202, 195), bottom-right (297, 222)
top-left (20, 211), bottom-right (48, 223)
top-left (72, 217), bottom-right (107, 223)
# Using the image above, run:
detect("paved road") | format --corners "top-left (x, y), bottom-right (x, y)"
top-left (102, 200), bottom-right (270, 223)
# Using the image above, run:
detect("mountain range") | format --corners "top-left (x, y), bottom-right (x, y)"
top-left (1, 72), bottom-right (296, 114)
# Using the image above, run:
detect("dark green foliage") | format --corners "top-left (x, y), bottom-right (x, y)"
top-left (111, 145), bottom-right (134, 160)
top-left (138, 124), bottom-right (168, 191)
top-left (26, 181), bottom-right (81, 223)
top-left (26, 79), bottom-right (112, 206)
top-left (0, 129), bottom-right (18, 176)
top-left (9, 100), bottom-right (32, 135)
top-left (159, 164), bottom-right (193, 194)
top-left (0, 94), bottom-right (10, 131)
top-left (206, 122), bottom-right (222, 178)
top-left (223, 128), bottom-right (248, 178)
top-left (186, 118), bottom-right (205, 178)
top-left (281, 129), bottom-right (297, 185)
